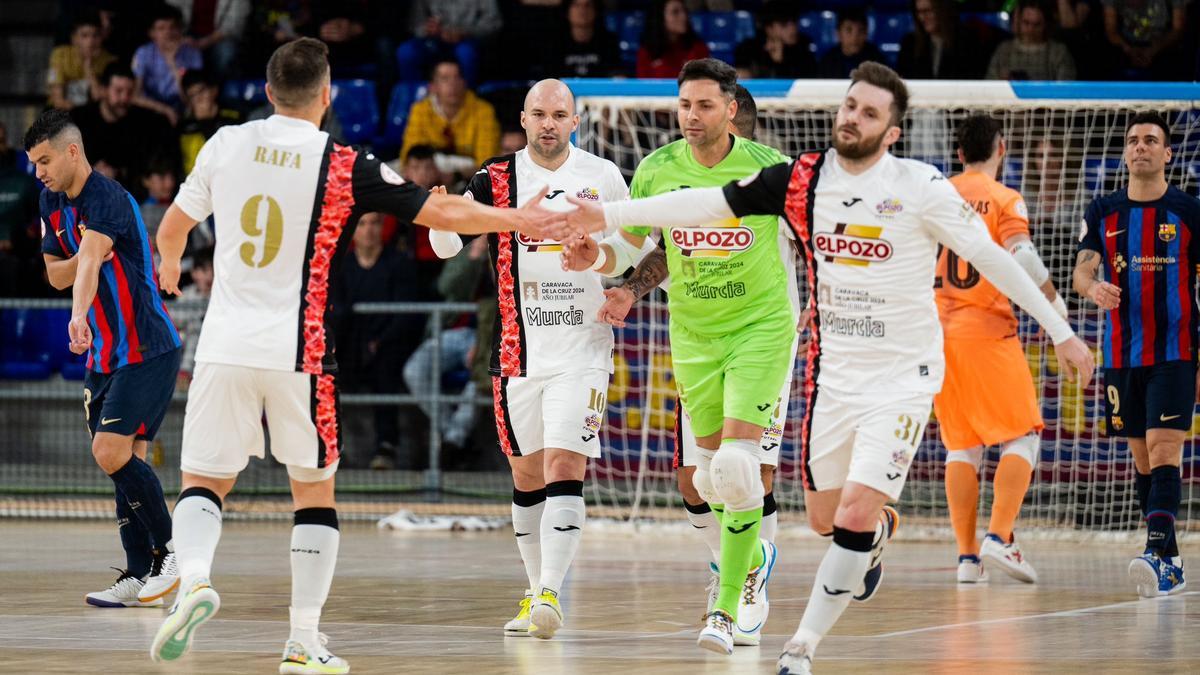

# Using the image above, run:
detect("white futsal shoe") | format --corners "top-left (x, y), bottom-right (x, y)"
top-left (734, 540), bottom-right (778, 646)
top-left (150, 577), bottom-right (220, 662)
top-left (86, 568), bottom-right (161, 607)
top-left (980, 533), bottom-right (1038, 583)
top-left (504, 590), bottom-right (533, 636)
top-left (697, 610), bottom-right (735, 655)
top-left (776, 638), bottom-right (815, 675)
top-left (956, 556), bottom-right (990, 584)
top-left (704, 562), bottom-right (719, 613)
top-left (280, 633), bottom-right (350, 674)
top-left (528, 589), bottom-right (563, 639)
top-left (140, 551), bottom-right (179, 602)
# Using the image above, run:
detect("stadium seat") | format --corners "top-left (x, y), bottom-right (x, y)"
top-left (1083, 157), bottom-right (1124, 194)
top-left (607, 11), bottom-right (645, 66)
top-left (872, 12), bottom-right (914, 63)
top-left (220, 79), bottom-right (268, 108)
top-left (798, 11), bottom-right (839, 56)
top-left (692, 12), bottom-right (740, 64)
top-left (380, 81), bottom-right (428, 149)
top-left (0, 309), bottom-right (51, 380)
top-left (330, 80), bottom-right (379, 146)
top-left (1002, 158), bottom-right (1023, 190)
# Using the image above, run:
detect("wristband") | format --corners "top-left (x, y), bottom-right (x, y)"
top-left (589, 246), bottom-right (609, 272)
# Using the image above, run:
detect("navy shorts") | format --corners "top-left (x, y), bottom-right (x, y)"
top-left (1103, 361), bottom-right (1197, 438)
top-left (84, 348), bottom-right (182, 440)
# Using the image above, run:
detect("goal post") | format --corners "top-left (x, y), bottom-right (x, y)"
top-left (568, 78), bottom-right (1200, 536)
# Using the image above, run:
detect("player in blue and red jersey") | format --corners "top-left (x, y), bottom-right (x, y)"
top-left (25, 109), bottom-right (182, 608)
top-left (1074, 111), bottom-right (1200, 598)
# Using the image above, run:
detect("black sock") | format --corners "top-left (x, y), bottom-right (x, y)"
top-left (1135, 472), bottom-right (1152, 517)
top-left (115, 487), bottom-right (152, 577)
top-left (108, 456), bottom-right (173, 551)
top-left (1145, 465), bottom-right (1181, 557)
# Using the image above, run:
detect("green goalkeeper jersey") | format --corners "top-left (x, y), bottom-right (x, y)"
top-left (627, 135), bottom-right (792, 336)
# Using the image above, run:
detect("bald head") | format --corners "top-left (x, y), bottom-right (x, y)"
top-left (521, 79), bottom-right (579, 166)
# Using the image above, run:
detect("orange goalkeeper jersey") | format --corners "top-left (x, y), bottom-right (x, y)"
top-left (936, 170), bottom-right (1032, 340)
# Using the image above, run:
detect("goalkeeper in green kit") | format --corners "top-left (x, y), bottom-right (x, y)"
top-left (560, 59), bottom-right (794, 655)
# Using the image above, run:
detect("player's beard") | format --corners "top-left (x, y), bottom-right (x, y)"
top-left (529, 133), bottom-right (569, 163)
top-left (833, 125), bottom-right (887, 160)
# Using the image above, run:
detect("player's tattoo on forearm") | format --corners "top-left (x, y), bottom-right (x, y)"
top-left (622, 247), bottom-right (668, 299)
top-left (1075, 250), bottom-right (1099, 267)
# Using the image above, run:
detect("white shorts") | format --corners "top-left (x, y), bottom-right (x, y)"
top-left (181, 362), bottom-right (341, 482)
top-left (674, 334), bottom-right (797, 469)
top-left (491, 369), bottom-right (610, 458)
top-left (801, 387), bottom-right (932, 501)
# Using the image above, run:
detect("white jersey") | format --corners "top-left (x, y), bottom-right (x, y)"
top-left (726, 149), bottom-right (999, 395)
top-left (175, 115), bottom-right (429, 373)
top-left (464, 145), bottom-right (629, 378)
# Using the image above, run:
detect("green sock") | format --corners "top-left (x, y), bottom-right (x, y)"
top-left (713, 506), bottom-right (764, 618)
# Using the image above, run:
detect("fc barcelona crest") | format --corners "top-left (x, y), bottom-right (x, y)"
top-left (1159, 223), bottom-right (1177, 242)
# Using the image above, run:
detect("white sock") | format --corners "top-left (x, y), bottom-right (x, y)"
top-left (795, 528), bottom-right (874, 645)
top-left (538, 481), bottom-right (586, 596)
top-left (290, 509), bottom-right (340, 646)
top-left (684, 502), bottom-right (722, 563)
top-left (511, 488), bottom-right (546, 592)
top-left (172, 491), bottom-right (223, 585)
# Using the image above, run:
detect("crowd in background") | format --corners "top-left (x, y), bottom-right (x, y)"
top-left (0, 0), bottom-right (1197, 467)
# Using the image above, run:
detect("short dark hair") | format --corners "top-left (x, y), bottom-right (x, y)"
top-left (957, 114), bottom-right (1004, 164)
top-left (99, 62), bottom-right (135, 87)
top-left (837, 7), bottom-right (869, 29)
top-left (150, 4), bottom-right (184, 26)
top-left (71, 9), bottom-right (101, 33)
top-left (405, 144), bottom-right (437, 163)
top-left (181, 69), bottom-right (219, 92)
top-left (732, 84), bottom-right (757, 139)
top-left (678, 58), bottom-right (738, 99)
top-left (760, 0), bottom-right (799, 26)
top-left (192, 247), bottom-right (214, 271)
top-left (24, 108), bottom-right (80, 151)
top-left (849, 61), bottom-right (909, 127)
top-left (428, 57), bottom-right (462, 81)
top-left (1125, 111), bottom-right (1171, 144)
top-left (266, 38), bottom-right (330, 109)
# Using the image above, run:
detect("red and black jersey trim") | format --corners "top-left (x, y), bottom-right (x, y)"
top-left (477, 154), bottom-right (529, 377)
top-left (491, 375), bottom-right (522, 456)
top-left (784, 151), bottom-right (824, 491)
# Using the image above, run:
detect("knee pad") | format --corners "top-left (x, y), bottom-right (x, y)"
top-left (1001, 434), bottom-right (1038, 466)
top-left (710, 440), bottom-right (764, 511)
top-left (945, 447), bottom-right (983, 472)
top-left (692, 469), bottom-right (721, 505)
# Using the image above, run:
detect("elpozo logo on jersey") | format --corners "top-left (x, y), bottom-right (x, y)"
top-left (813, 224), bottom-right (893, 267)
top-left (671, 218), bottom-right (754, 258)
top-left (517, 233), bottom-right (563, 252)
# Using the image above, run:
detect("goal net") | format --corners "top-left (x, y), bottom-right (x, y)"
top-left (575, 80), bottom-right (1200, 536)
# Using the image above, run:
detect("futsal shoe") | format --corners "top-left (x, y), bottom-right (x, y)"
top-left (86, 568), bottom-right (161, 607)
top-left (705, 562), bottom-right (720, 614)
top-left (1159, 558), bottom-right (1187, 596)
top-left (854, 505), bottom-right (899, 602)
top-left (1129, 554), bottom-right (1187, 597)
top-left (504, 590), bottom-right (533, 636)
top-left (140, 551), bottom-right (180, 603)
top-left (150, 577), bottom-right (220, 662)
top-left (280, 633), bottom-right (350, 674)
top-left (697, 610), bottom-right (735, 655)
top-left (776, 638), bottom-right (815, 674)
top-left (956, 555), bottom-right (990, 584)
top-left (980, 533), bottom-right (1038, 583)
top-left (528, 589), bottom-right (563, 639)
top-left (734, 540), bottom-right (778, 646)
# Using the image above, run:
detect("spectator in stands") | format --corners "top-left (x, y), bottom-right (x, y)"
top-left (987, 0), bottom-right (1077, 80)
top-left (47, 11), bottom-right (116, 110)
top-left (734, 0), bottom-right (816, 79)
top-left (400, 59), bottom-right (501, 172)
top-left (174, 246), bottom-right (212, 388)
top-left (500, 124), bottom-right (527, 154)
top-left (138, 156), bottom-right (177, 241)
top-left (0, 123), bottom-right (40, 298)
top-left (898, 0), bottom-right (987, 78)
top-left (244, 0), bottom-right (313, 72)
top-left (167, 0), bottom-right (251, 76)
top-left (1055, 0), bottom-right (1109, 78)
top-left (817, 8), bottom-right (886, 78)
top-left (1103, 0), bottom-right (1188, 79)
top-left (335, 212), bottom-right (411, 468)
top-left (72, 63), bottom-right (180, 195)
top-left (546, 0), bottom-right (623, 78)
top-left (400, 0), bottom-right (502, 85)
top-left (132, 4), bottom-right (203, 123)
top-left (636, 0), bottom-right (709, 79)
top-left (309, 1), bottom-right (376, 77)
top-left (178, 70), bottom-right (242, 175)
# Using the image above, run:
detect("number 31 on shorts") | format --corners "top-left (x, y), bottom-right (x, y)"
top-left (894, 414), bottom-right (923, 448)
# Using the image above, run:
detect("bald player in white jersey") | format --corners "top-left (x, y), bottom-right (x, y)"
top-left (557, 61), bottom-right (1095, 675)
top-left (430, 79), bottom-right (639, 640)
top-left (148, 39), bottom-right (560, 672)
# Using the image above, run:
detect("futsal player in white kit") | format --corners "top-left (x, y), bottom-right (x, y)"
top-left (429, 79), bottom-right (641, 640)
top-left (147, 39), bottom-right (561, 672)
top-left (558, 61), bottom-right (1095, 674)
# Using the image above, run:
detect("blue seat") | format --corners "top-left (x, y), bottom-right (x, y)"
top-left (798, 11), bottom-right (839, 56)
top-left (330, 80), bottom-right (379, 146)
top-left (1002, 158), bottom-right (1023, 190)
top-left (220, 79), bottom-right (268, 108)
top-left (1083, 157), bottom-right (1124, 194)
top-left (607, 10), bottom-right (645, 65)
top-left (0, 309), bottom-right (53, 380)
top-left (380, 81), bottom-right (428, 149)
top-left (693, 12), bottom-right (740, 64)
top-left (872, 12), bottom-right (914, 62)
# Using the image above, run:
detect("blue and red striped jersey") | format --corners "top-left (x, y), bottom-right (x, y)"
top-left (40, 171), bottom-right (181, 373)
top-left (1078, 185), bottom-right (1200, 369)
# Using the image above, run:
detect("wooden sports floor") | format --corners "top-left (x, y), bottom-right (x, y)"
top-left (2, 520), bottom-right (1196, 674)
